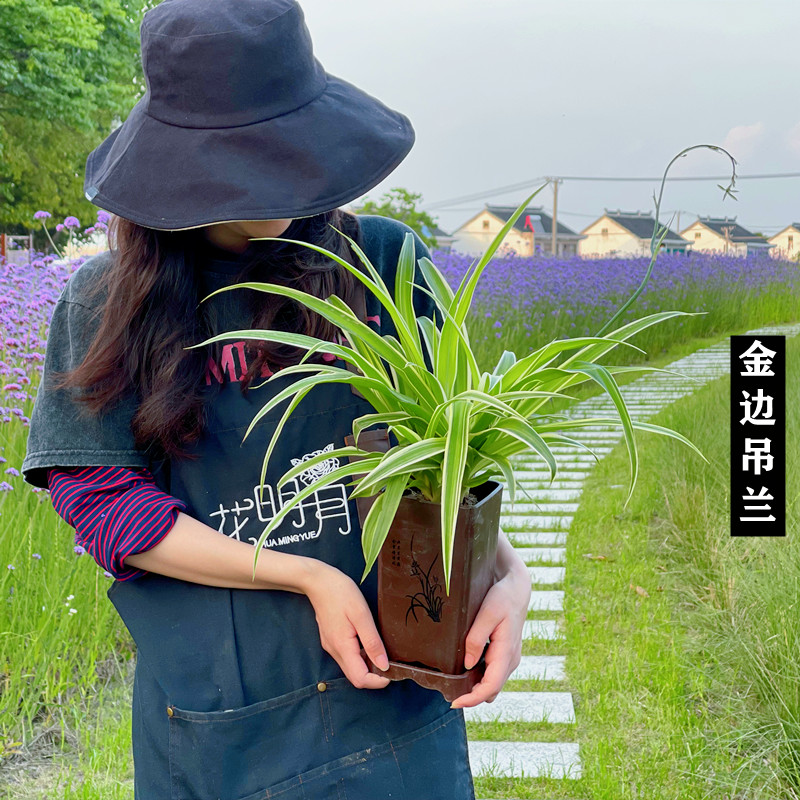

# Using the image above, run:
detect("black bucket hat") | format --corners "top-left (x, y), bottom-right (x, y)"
top-left (83, 0), bottom-right (415, 231)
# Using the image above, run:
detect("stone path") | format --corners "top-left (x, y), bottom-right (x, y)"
top-left (468, 323), bottom-right (800, 793)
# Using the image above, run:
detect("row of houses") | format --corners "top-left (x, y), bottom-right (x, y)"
top-left (427, 205), bottom-right (800, 260)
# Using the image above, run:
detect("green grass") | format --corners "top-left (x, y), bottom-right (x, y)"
top-left (0, 659), bottom-right (134, 799)
top-left (505, 325), bottom-right (800, 799)
top-left (0, 404), bottom-right (133, 742)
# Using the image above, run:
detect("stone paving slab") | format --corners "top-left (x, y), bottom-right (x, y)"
top-left (528, 566), bottom-right (565, 584)
top-left (513, 547), bottom-right (565, 564)
top-left (501, 515), bottom-right (573, 530)
top-left (553, 429), bottom-right (624, 437)
top-left (517, 471), bottom-right (590, 479)
top-left (528, 590), bottom-right (564, 611)
top-left (464, 691), bottom-right (575, 724)
top-left (502, 488), bottom-right (583, 502)
top-left (514, 470), bottom-right (591, 480)
top-left (514, 456), bottom-right (594, 466)
top-left (516, 480), bottom-right (586, 490)
top-left (561, 440), bottom-right (616, 447)
top-left (547, 447), bottom-right (614, 456)
top-left (512, 460), bottom-right (600, 471)
top-left (547, 437), bottom-right (618, 444)
top-left (506, 531), bottom-right (567, 545)
top-left (513, 454), bottom-right (599, 464)
top-left (522, 619), bottom-right (562, 640)
top-left (469, 741), bottom-right (582, 779)
top-left (499, 502), bottom-right (581, 514)
top-left (510, 654), bottom-right (566, 681)
top-left (548, 438), bottom-right (621, 445)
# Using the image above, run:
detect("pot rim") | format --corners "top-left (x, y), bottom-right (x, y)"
top-left (401, 479), bottom-right (503, 510)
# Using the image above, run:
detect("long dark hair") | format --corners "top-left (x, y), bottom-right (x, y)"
top-left (60, 209), bottom-right (362, 459)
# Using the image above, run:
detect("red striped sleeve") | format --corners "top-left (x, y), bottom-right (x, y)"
top-left (47, 465), bottom-right (187, 581)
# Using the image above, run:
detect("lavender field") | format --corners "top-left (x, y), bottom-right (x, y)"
top-left (435, 248), bottom-right (800, 369)
top-left (1, 224), bottom-right (799, 748)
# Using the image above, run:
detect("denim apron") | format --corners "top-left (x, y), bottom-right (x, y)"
top-left (106, 253), bottom-right (475, 800)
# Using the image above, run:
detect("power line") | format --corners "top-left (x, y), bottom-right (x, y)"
top-left (423, 170), bottom-right (800, 211)
top-left (423, 177), bottom-right (547, 210)
top-left (555, 171), bottom-right (800, 182)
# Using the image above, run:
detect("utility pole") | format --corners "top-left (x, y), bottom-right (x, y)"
top-left (550, 177), bottom-right (561, 256)
top-left (722, 225), bottom-right (733, 255)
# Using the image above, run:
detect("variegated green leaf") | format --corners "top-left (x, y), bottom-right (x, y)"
top-left (441, 399), bottom-right (471, 593)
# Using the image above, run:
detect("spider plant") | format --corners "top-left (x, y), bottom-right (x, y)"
top-left (195, 146), bottom-right (736, 592)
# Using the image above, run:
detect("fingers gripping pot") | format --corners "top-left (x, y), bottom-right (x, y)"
top-left (345, 428), bottom-right (503, 701)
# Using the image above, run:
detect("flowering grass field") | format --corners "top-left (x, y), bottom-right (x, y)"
top-left (0, 221), bottom-right (799, 769)
top-left (0, 247), bottom-right (130, 753)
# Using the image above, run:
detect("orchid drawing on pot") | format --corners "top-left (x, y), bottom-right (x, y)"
top-left (194, 144), bottom-right (736, 594)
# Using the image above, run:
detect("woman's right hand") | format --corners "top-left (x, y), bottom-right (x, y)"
top-left (302, 562), bottom-right (391, 690)
top-left (122, 512), bottom-right (391, 689)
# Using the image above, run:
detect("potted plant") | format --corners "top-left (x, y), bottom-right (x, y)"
top-left (196, 146), bottom-right (735, 699)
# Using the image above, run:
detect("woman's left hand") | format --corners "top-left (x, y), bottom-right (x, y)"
top-left (450, 533), bottom-right (531, 709)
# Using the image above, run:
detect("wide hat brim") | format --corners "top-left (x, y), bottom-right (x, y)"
top-left (83, 73), bottom-right (415, 231)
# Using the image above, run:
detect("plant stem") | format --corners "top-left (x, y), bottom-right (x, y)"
top-left (594, 144), bottom-right (737, 338)
top-left (41, 223), bottom-right (63, 261)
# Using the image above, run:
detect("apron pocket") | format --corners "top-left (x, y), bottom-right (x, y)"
top-left (240, 708), bottom-right (470, 800)
top-left (167, 681), bottom-right (328, 800)
top-left (167, 679), bottom-right (470, 800)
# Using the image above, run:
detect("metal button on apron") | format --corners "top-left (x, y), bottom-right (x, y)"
top-left (166, 706), bottom-right (174, 717)
top-left (317, 681), bottom-right (327, 693)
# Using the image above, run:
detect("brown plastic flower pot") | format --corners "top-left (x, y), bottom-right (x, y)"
top-left (345, 428), bottom-right (502, 698)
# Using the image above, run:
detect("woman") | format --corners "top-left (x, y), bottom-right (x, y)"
top-left (22, 1), bottom-right (531, 798)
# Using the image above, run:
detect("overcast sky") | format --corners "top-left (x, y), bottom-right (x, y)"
top-left (300, 0), bottom-right (800, 237)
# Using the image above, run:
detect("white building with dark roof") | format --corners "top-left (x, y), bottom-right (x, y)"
top-left (449, 204), bottom-right (584, 257)
top-left (680, 216), bottom-right (773, 256)
top-left (768, 223), bottom-right (800, 260)
top-left (579, 210), bottom-right (689, 258)
top-left (420, 223), bottom-right (456, 252)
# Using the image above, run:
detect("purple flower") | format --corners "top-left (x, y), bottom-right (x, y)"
top-left (0, 482), bottom-right (13, 491)
top-left (32, 553), bottom-right (42, 560)
top-left (73, 544), bottom-right (87, 556)
top-left (4, 467), bottom-right (19, 477)
top-left (103, 570), bottom-right (113, 579)
top-left (493, 320), bottom-right (502, 329)
top-left (32, 259), bottom-right (46, 268)
top-left (63, 216), bottom-right (80, 229)
top-left (34, 210), bottom-right (52, 220)
top-left (7, 564), bottom-right (14, 571)
top-left (55, 223), bottom-right (65, 232)
top-left (96, 210), bottom-right (111, 224)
